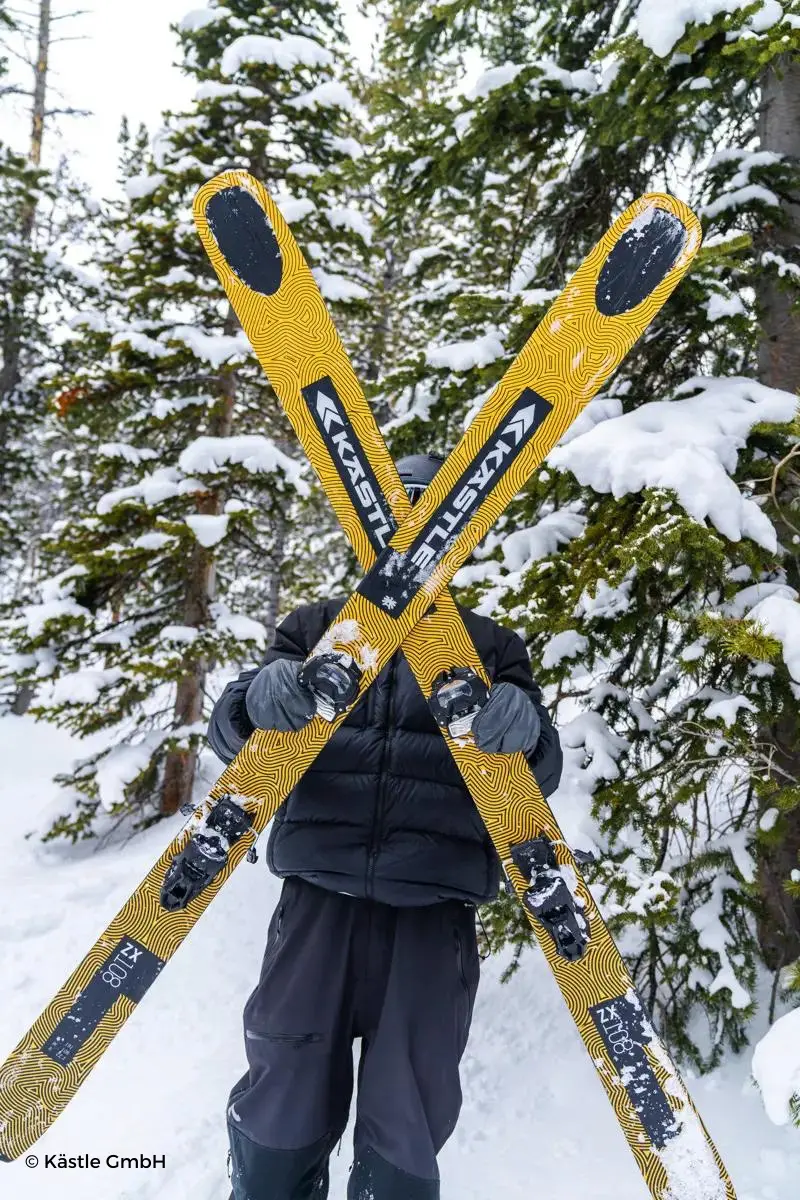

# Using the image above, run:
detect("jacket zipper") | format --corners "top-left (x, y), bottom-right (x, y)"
top-left (454, 927), bottom-right (470, 1039)
top-left (366, 656), bottom-right (397, 899)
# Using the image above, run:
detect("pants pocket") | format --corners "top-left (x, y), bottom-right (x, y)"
top-left (245, 1031), bottom-right (324, 1047)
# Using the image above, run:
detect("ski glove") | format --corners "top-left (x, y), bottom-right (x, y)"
top-left (471, 681), bottom-right (541, 755)
top-left (245, 658), bottom-right (316, 733)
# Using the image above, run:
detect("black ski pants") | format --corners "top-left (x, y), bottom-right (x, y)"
top-left (226, 876), bottom-right (481, 1200)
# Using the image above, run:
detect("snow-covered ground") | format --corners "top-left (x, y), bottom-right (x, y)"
top-left (0, 714), bottom-right (798, 1199)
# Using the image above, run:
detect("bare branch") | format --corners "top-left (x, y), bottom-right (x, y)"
top-left (51, 8), bottom-right (92, 20)
top-left (44, 104), bottom-right (91, 119)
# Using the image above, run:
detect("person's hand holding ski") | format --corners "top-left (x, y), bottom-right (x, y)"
top-left (245, 659), bottom-right (316, 732)
top-left (471, 681), bottom-right (541, 755)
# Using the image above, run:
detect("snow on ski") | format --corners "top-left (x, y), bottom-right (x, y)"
top-left (0, 170), bottom-right (701, 1177)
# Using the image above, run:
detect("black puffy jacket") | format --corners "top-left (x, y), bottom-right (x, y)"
top-left (208, 597), bottom-right (562, 907)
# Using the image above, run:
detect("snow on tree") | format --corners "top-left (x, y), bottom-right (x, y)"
top-left (374, 0), bottom-right (800, 1072)
top-left (6, 0), bottom-right (372, 832)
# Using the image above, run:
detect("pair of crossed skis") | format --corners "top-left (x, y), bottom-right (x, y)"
top-left (0, 168), bottom-right (735, 1197)
top-left (190, 174), bottom-right (738, 1199)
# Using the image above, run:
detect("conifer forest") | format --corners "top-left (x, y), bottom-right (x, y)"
top-left (0, 2), bottom-right (799, 1198)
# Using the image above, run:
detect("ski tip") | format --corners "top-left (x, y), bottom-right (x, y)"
top-left (202, 180), bottom-right (283, 297)
top-left (596, 197), bottom-right (700, 317)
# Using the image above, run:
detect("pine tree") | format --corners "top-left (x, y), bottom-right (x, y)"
top-left (374, 0), bottom-right (800, 1069)
top-left (0, 1), bottom-right (94, 672)
top-left (8, 0), bottom-right (372, 833)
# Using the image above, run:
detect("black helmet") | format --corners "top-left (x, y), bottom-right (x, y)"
top-left (396, 453), bottom-right (445, 504)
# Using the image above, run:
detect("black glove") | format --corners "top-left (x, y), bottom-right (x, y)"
top-left (471, 681), bottom-right (541, 755)
top-left (245, 659), bottom-right (316, 733)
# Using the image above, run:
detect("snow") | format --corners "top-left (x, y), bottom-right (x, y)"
top-left (747, 0), bottom-right (785, 33)
top-left (657, 1115), bottom-right (729, 1199)
top-left (98, 441), bottom-right (159, 465)
top-left (287, 161), bottom-right (322, 179)
top-left (97, 467), bottom-right (195, 514)
top-left (466, 59), bottom-right (595, 101)
top-left (185, 513), bottom-right (229, 547)
top-left (635, 0), bottom-right (775, 58)
top-left (559, 711), bottom-right (629, 786)
top-left (288, 80), bottom-right (356, 111)
top-left (426, 330), bottom-right (505, 372)
top-left (761, 251), bottom-right (800, 281)
top-left (132, 532), bottom-right (174, 551)
top-left (327, 133), bottom-right (365, 159)
top-left (548, 376), bottom-right (797, 552)
top-left (194, 80), bottom-right (262, 101)
top-left (311, 267), bottom-right (369, 302)
top-left (111, 330), bottom-right (172, 359)
top-left (220, 33), bottom-right (333, 75)
top-left (701, 184), bottom-right (780, 220)
top-left (159, 624), bottom-right (199, 645)
top-left (22, 597), bottom-right (88, 638)
top-left (179, 435), bottom-right (310, 494)
top-left (690, 874), bottom-right (752, 1008)
top-left (705, 292), bottom-right (745, 320)
top-left (324, 205), bottom-right (373, 244)
top-left (746, 595), bottom-right (800, 682)
top-left (533, 58), bottom-right (596, 94)
top-left (758, 808), bottom-right (779, 832)
top-left (0, 715), bottom-right (799, 1196)
top-left (542, 629), bottom-right (588, 667)
top-left (43, 668), bottom-right (124, 706)
top-left (501, 508), bottom-right (587, 572)
top-left (402, 244), bottom-right (446, 277)
top-left (576, 576), bottom-right (634, 621)
top-left (724, 580), bottom-right (796, 619)
top-left (752, 1008), bottom-right (800, 1126)
top-left (124, 172), bottom-right (167, 201)
top-left (703, 691), bottom-right (757, 726)
top-left (178, 8), bottom-right (225, 33)
top-left (95, 740), bottom-right (158, 812)
top-left (212, 601), bottom-right (267, 645)
top-left (280, 196), bottom-right (315, 224)
top-left (468, 62), bottom-right (525, 100)
top-left (706, 148), bottom-right (782, 179)
top-left (169, 326), bottom-right (252, 367)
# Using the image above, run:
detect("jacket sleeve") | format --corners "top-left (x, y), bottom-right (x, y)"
top-left (493, 629), bottom-right (563, 798)
top-left (206, 607), bottom-right (313, 765)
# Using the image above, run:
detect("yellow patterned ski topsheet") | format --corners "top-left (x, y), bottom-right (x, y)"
top-left (194, 172), bottom-right (734, 1200)
top-left (0, 174), bottom-right (707, 1179)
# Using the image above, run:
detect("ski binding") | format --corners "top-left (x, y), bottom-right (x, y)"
top-left (429, 667), bottom-right (489, 737)
top-left (509, 836), bottom-right (589, 962)
top-left (160, 795), bottom-right (254, 911)
top-left (298, 649), bottom-right (361, 721)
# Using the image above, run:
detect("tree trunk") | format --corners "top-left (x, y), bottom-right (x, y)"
top-left (262, 509), bottom-right (286, 650)
top-left (2, 0), bottom-right (53, 719)
top-left (755, 54), bottom-right (800, 972)
top-left (29, 0), bottom-right (50, 169)
top-left (160, 324), bottom-right (238, 815)
top-left (0, 0), bottom-right (51, 407)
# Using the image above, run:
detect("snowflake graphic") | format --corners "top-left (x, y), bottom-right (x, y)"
top-left (381, 596), bottom-right (397, 610)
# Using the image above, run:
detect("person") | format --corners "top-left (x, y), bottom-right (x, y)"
top-left (208, 453), bottom-right (563, 1200)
